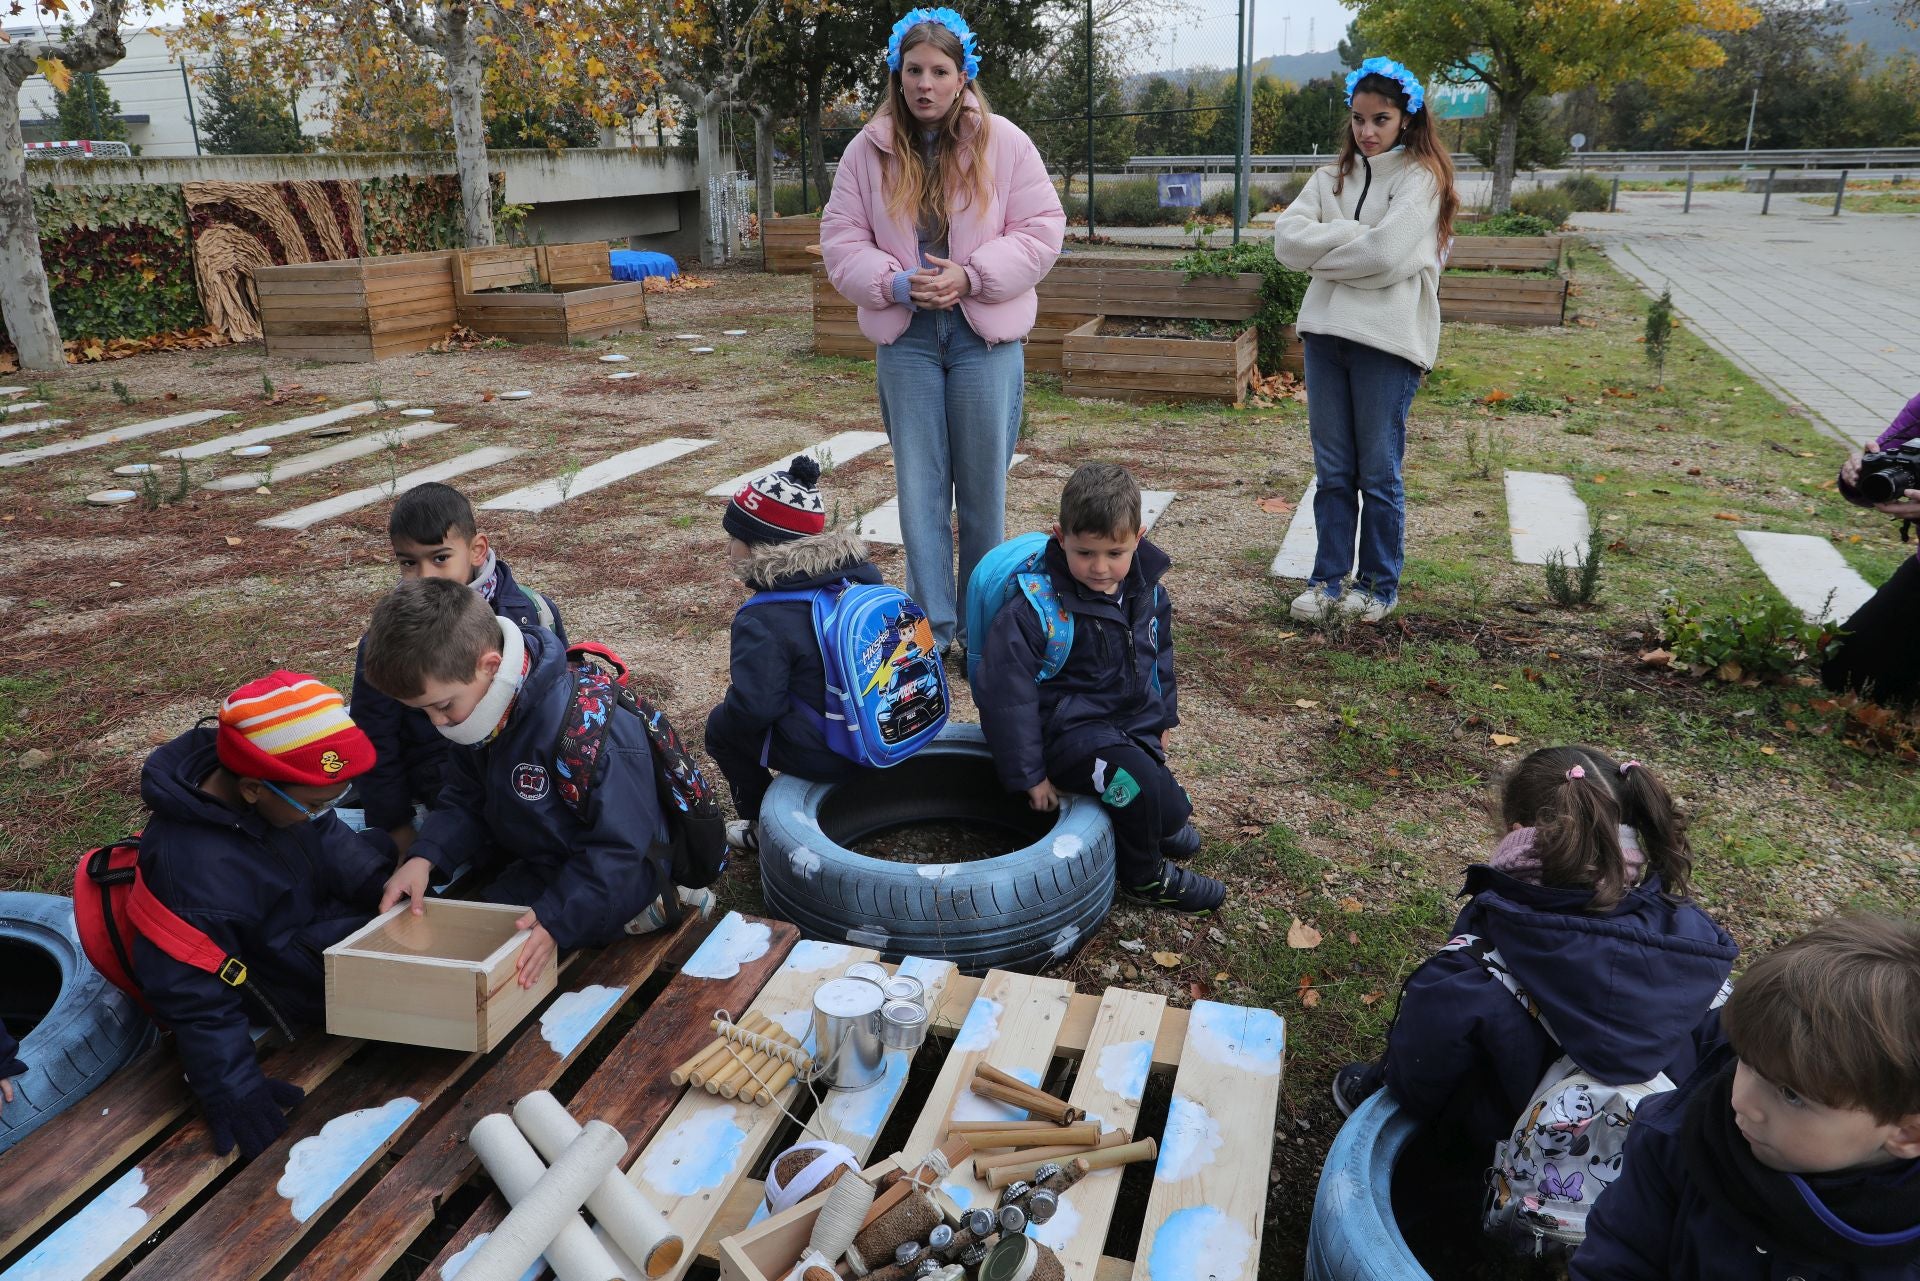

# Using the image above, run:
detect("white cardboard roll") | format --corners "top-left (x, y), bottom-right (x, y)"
top-left (513, 1091), bottom-right (685, 1278)
top-left (460, 1114), bottom-right (625, 1281)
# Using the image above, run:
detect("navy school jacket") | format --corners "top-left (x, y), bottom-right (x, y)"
top-left (975, 536), bottom-right (1178, 791)
top-left (133, 728), bottom-right (395, 1106)
top-left (1573, 1047), bottom-right (1920, 1281)
top-left (410, 624), bottom-right (667, 951)
top-left (1385, 865), bottom-right (1737, 1154)
top-left (0, 1017), bottom-right (21, 1077)
top-left (713, 531), bottom-right (883, 761)
top-left (348, 557), bottom-right (565, 831)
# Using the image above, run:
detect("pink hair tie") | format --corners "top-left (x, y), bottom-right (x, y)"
top-left (1565, 765), bottom-right (1586, 780)
top-left (1619, 760), bottom-right (1642, 776)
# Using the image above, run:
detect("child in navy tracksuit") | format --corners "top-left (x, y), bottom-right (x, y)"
top-left (1574, 914), bottom-right (1920, 1281)
top-left (0, 1018), bottom-right (24, 1118)
top-left (704, 454), bottom-right (871, 851)
top-left (1332, 746), bottom-right (1737, 1260)
top-left (135, 672), bottom-right (396, 1158)
top-left (368, 577), bottom-right (666, 989)
top-left (349, 482), bottom-right (564, 855)
top-left (975, 462), bottom-right (1225, 914)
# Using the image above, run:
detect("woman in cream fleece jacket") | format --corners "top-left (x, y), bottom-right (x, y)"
top-left (1273, 57), bottom-right (1457, 624)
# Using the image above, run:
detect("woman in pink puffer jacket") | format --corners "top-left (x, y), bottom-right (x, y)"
top-left (820, 7), bottom-right (1064, 659)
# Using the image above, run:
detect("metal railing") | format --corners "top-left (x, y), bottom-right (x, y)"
top-left (1126, 146), bottom-right (1920, 175)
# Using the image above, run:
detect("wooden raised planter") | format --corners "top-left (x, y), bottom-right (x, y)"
top-left (455, 243), bottom-right (648, 344)
top-left (1447, 234), bottom-right (1564, 272)
top-left (256, 249), bottom-right (456, 363)
top-left (1063, 317), bottom-right (1257, 406)
top-left (763, 214), bottom-right (821, 274)
top-left (1439, 272), bottom-right (1569, 326)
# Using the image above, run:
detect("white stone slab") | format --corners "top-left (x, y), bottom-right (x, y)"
top-left (0, 418), bottom-right (69, 442)
top-left (1505, 470), bottom-right (1591, 566)
top-left (0, 409), bottom-right (233, 469)
top-left (0, 386), bottom-right (25, 396)
top-left (204, 422), bottom-right (454, 492)
top-left (258, 446), bottom-right (522, 531)
top-left (162, 400), bottom-right (398, 460)
top-left (1738, 530), bottom-right (1878, 624)
top-left (1269, 477), bottom-right (1361, 579)
top-left (1141, 490), bottom-right (1175, 533)
top-left (480, 438), bottom-right (715, 513)
top-left (858, 454), bottom-right (1028, 545)
top-left (1, 401), bottom-right (48, 416)
top-left (704, 430), bottom-right (890, 497)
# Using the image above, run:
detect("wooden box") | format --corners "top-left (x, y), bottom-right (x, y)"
top-left (1439, 272), bottom-right (1569, 326)
top-left (1062, 316), bottom-right (1258, 405)
top-left (763, 215), bottom-right (821, 274)
top-left (255, 249), bottom-right (457, 364)
top-left (1446, 234), bottom-right (1565, 272)
top-left (455, 243), bottom-right (648, 344)
top-left (324, 899), bottom-right (555, 1052)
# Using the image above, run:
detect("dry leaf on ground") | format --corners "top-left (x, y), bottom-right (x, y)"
top-left (1338, 897), bottom-right (1364, 913)
top-left (1152, 950), bottom-right (1181, 969)
top-left (1258, 496), bottom-right (1296, 515)
top-left (1489, 733), bottom-right (1521, 747)
top-left (1287, 919), bottom-right (1323, 949)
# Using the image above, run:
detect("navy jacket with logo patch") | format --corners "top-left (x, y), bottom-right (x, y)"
top-left (410, 624), bottom-right (666, 951)
top-left (1385, 865), bottom-right (1738, 1154)
top-left (132, 728), bottom-right (395, 1107)
top-left (975, 536), bottom-right (1178, 792)
top-left (348, 557), bottom-right (566, 831)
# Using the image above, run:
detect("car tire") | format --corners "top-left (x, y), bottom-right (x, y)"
top-left (0, 892), bottom-right (155, 1154)
top-left (756, 723), bottom-right (1115, 975)
top-left (1306, 1091), bottom-right (1431, 1281)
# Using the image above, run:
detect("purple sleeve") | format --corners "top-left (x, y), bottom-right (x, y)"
top-left (1876, 390), bottom-right (1920, 450)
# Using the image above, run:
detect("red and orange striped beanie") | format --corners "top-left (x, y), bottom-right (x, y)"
top-left (215, 671), bottom-right (376, 786)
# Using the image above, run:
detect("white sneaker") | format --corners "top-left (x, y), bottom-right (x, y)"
top-left (625, 885), bottom-right (718, 935)
top-left (1289, 586), bottom-right (1341, 622)
top-left (1338, 592), bottom-right (1396, 623)
top-left (725, 820), bottom-right (758, 852)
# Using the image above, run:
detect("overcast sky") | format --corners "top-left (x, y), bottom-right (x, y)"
top-left (1136, 0), bottom-right (1352, 72)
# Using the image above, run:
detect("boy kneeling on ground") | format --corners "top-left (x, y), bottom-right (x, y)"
top-left (366, 578), bottom-right (667, 988)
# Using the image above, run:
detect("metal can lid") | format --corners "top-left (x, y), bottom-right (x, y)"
top-left (844, 961), bottom-right (891, 987)
top-left (814, 976), bottom-right (885, 1018)
top-left (881, 998), bottom-right (927, 1027)
top-left (977, 1235), bottom-right (1037, 1281)
top-left (882, 974), bottom-right (925, 1004)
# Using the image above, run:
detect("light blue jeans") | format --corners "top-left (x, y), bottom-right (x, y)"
top-left (1303, 332), bottom-right (1423, 604)
top-left (875, 306), bottom-right (1024, 647)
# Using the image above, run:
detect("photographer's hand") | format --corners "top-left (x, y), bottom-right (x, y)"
top-left (1873, 489), bottom-right (1920, 520)
top-left (1840, 452), bottom-right (1864, 489)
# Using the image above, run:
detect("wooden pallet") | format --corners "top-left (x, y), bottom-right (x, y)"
top-left (0, 913), bottom-right (1284, 1281)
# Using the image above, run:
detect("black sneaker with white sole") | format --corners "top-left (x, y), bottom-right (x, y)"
top-left (1120, 859), bottom-right (1226, 914)
top-left (1160, 822), bottom-right (1202, 861)
top-left (1332, 1060), bottom-right (1386, 1117)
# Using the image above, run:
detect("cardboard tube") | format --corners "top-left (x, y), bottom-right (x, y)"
top-left (512, 1092), bottom-right (685, 1279)
top-left (950, 1122), bottom-right (1097, 1152)
top-left (462, 1114), bottom-right (624, 1281)
top-left (1075, 1137), bottom-right (1158, 1172)
top-left (967, 1078), bottom-right (1080, 1125)
top-left (974, 1129), bottom-right (1132, 1179)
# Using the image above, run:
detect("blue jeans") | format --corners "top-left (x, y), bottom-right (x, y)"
top-left (1303, 332), bottom-right (1423, 603)
top-left (875, 306), bottom-right (1024, 647)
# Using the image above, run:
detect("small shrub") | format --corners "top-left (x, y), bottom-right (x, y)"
top-left (1645, 285), bottom-right (1674, 385)
top-left (1172, 239), bottom-right (1310, 375)
top-left (1198, 180), bottom-right (1301, 218)
top-left (1558, 174), bottom-right (1610, 212)
top-left (1509, 188), bottom-right (1573, 227)
top-left (1663, 593), bottom-right (1836, 681)
top-left (110, 378), bottom-right (134, 405)
top-left (774, 179), bottom-right (830, 217)
top-left (1544, 541), bottom-right (1603, 606)
top-left (1454, 212), bottom-right (1557, 238)
top-left (1465, 422), bottom-right (1511, 480)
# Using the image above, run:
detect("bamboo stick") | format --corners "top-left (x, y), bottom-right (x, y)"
top-left (1075, 1137), bottom-right (1158, 1172)
top-left (691, 1013), bottom-right (772, 1088)
top-left (710, 1043), bottom-right (772, 1097)
top-left (946, 1123), bottom-right (1098, 1152)
top-left (753, 1057), bottom-right (799, 1104)
top-left (967, 1077), bottom-right (1081, 1125)
top-left (945, 1120), bottom-right (1062, 1135)
top-left (967, 1067), bottom-right (1084, 1122)
top-left (669, 1037), bottom-right (731, 1086)
top-left (972, 1129), bottom-right (1131, 1179)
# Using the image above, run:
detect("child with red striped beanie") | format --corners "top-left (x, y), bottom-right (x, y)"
top-left (131, 671), bottom-right (397, 1158)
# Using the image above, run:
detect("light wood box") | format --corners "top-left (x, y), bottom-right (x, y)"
top-left (715, 1157), bottom-right (906, 1281)
top-left (324, 900), bottom-right (555, 1051)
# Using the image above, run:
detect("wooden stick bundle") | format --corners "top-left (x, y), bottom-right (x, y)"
top-left (945, 1120), bottom-right (1062, 1135)
top-left (968, 1064), bottom-right (1085, 1125)
top-left (947, 1122), bottom-right (1099, 1152)
top-left (972, 1128), bottom-right (1131, 1180)
top-left (668, 1013), bottom-right (812, 1104)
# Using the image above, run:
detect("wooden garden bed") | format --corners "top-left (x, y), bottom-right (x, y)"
top-left (1446, 234), bottom-right (1564, 272)
top-left (255, 249), bottom-right (457, 364)
top-left (763, 215), bottom-right (821, 274)
top-left (1063, 316), bottom-right (1258, 405)
top-left (455, 243), bottom-right (648, 345)
top-left (1438, 272), bottom-right (1569, 326)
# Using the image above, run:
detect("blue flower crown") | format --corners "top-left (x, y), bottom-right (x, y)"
top-left (1345, 56), bottom-right (1425, 115)
top-left (886, 7), bottom-right (982, 81)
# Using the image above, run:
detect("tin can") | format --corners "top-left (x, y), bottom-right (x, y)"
top-left (812, 977), bottom-right (886, 1090)
top-left (881, 974), bottom-right (925, 1007)
top-left (880, 998), bottom-right (929, 1050)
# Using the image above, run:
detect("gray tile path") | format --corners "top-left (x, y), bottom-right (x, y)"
top-left (1572, 191), bottom-right (1920, 445)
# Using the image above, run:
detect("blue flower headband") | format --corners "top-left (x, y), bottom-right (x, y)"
top-left (1345, 56), bottom-right (1425, 115)
top-left (886, 7), bottom-right (981, 80)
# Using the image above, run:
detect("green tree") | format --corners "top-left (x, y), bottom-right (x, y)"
top-left (1336, 19), bottom-right (1373, 71)
top-left (1274, 74), bottom-right (1346, 153)
top-left (1248, 73), bottom-right (1286, 152)
top-left (1468, 99), bottom-right (1567, 172)
top-left (53, 71), bottom-right (127, 142)
top-left (1030, 14), bottom-right (1135, 199)
top-left (1133, 74), bottom-right (1183, 154)
top-left (1351, 0), bottom-right (1758, 210)
top-left (199, 55), bottom-right (308, 153)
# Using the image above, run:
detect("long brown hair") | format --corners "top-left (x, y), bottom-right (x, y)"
top-left (875, 20), bottom-right (994, 232)
top-left (1332, 70), bottom-right (1456, 254)
top-left (1499, 746), bottom-right (1695, 910)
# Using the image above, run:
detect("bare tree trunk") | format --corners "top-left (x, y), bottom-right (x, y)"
top-left (444, 17), bottom-right (495, 247)
top-left (1491, 96), bottom-right (1521, 214)
top-left (0, 88), bottom-right (63, 370)
top-left (751, 105), bottom-right (775, 246)
top-left (804, 76), bottom-right (829, 205)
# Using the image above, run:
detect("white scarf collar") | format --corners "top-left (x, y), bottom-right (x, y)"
top-left (436, 616), bottom-right (526, 746)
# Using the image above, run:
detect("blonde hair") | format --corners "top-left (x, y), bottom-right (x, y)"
top-left (877, 20), bottom-right (994, 232)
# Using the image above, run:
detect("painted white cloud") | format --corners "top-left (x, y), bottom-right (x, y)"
top-left (1156, 1096), bottom-right (1223, 1181)
top-left (277, 1097), bottom-right (421, 1222)
top-left (682, 913), bottom-right (772, 980)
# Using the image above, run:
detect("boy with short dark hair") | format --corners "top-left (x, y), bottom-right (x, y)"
top-left (1573, 913), bottom-right (1920, 1280)
top-left (136, 672), bottom-right (395, 1157)
top-left (367, 578), bottom-right (665, 988)
top-left (976, 462), bottom-right (1225, 914)
top-left (349, 482), bottom-right (564, 856)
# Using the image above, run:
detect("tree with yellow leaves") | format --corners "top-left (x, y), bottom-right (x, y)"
top-left (1348, 0), bottom-right (1759, 211)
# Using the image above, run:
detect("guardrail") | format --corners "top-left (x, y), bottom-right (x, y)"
top-left (1126, 147), bottom-right (1920, 174)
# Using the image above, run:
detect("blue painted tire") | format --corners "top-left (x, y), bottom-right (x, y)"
top-left (1305, 1093), bottom-right (1431, 1281)
top-left (757, 724), bottom-right (1115, 975)
top-left (0, 892), bottom-right (155, 1154)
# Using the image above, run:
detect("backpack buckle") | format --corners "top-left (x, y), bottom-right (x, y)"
top-left (217, 957), bottom-right (248, 986)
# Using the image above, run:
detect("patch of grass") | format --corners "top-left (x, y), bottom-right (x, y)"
top-left (1798, 190), bottom-right (1920, 214)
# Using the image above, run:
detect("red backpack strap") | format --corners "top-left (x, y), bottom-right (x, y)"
top-left (126, 874), bottom-right (250, 989)
top-left (566, 641), bottom-right (628, 685)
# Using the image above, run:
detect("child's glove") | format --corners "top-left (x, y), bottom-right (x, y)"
top-left (204, 1076), bottom-right (305, 1159)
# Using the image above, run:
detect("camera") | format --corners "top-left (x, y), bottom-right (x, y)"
top-left (1856, 444), bottom-right (1920, 504)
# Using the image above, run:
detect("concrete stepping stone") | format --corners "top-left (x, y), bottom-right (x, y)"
top-left (162, 400), bottom-right (397, 461)
top-left (86, 488), bottom-right (140, 507)
top-left (500, 390), bottom-right (533, 400)
top-left (0, 408), bottom-right (233, 469)
top-left (1141, 489), bottom-right (1175, 533)
top-left (204, 422), bottom-right (454, 492)
top-left (258, 445), bottom-right (522, 531)
top-left (1738, 530), bottom-right (1877, 624)
top-left (0, 417), bottom-right (69, 443)
top-left (479, 438), bottom-right (715, 513)
top-left (1505, 470), bottom-right (1590, 565)
top-left (859, 455), bottom-right (1028, 545)
top-left (0, 386), bottom-right (25, 396)
top-left (1, 401), bottom-right (48, 416)
top-left (1269, 477), bottom-right (1361, 579)
top-left (704, 431), bottom-right (890, 498)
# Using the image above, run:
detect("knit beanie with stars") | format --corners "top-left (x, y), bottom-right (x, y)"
top-left (724, 454), bottom-right (826, 545)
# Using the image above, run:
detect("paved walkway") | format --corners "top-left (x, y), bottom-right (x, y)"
top-left (1573, 191), bottom-right (1920, 445)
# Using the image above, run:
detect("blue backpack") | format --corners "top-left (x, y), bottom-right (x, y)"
top-left (739, 581), bottom-right (949, 769)
top-left (964, 532), bottom-right (1074, 686)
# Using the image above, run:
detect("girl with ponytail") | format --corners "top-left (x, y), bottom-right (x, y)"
top-left (1330, 745), bottom-right (1737, 1259)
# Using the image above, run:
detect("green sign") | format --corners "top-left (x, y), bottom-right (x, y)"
top-left (1431, 78), bottom-right (1489, 120)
